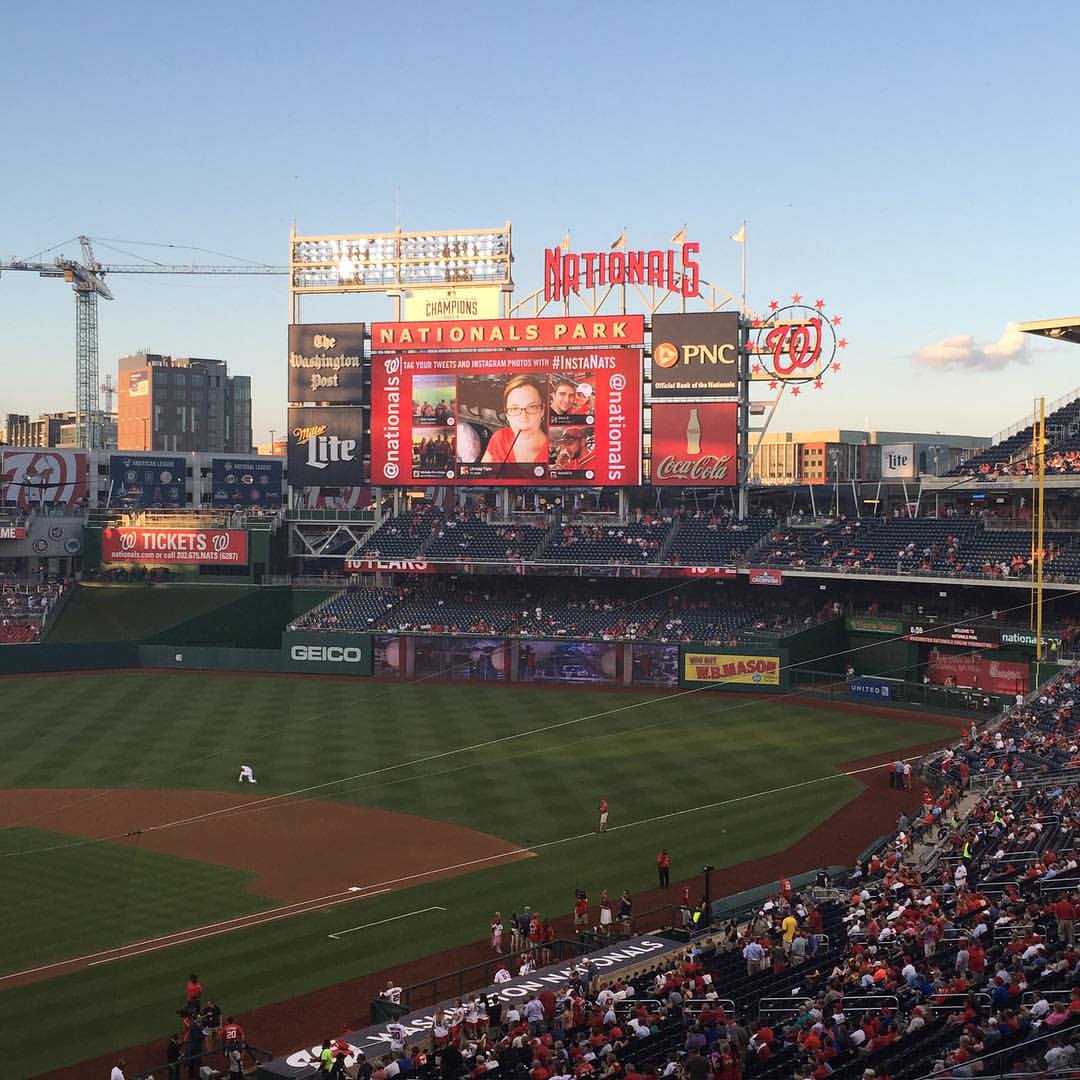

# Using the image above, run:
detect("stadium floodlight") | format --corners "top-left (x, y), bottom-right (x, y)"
top-left (290, 223), bottom-right (513, 296)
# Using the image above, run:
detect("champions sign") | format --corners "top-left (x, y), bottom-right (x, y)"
top-left (682, 650), bottom-right (782, 686)
top-left (101, 528), bottom-right (248, 565)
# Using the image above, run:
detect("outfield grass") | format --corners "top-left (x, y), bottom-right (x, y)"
top-left (0, 672), bottom-right (950, 1077)
top-left (0, 827), bottom-right (275, 973)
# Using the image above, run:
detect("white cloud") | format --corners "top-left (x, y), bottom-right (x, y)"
top-left (914, 321), bottom-right (1029, 371)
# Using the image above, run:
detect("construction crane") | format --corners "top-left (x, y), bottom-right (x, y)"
top-left (1, 235), bottom-right (286, 448)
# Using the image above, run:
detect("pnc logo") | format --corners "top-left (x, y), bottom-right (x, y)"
top-left (653, 341), bottom-right (736, 368)
top-left (291, 645), bottom-right (365, 663)
top-left (653, 342), bottom-right (679, 368)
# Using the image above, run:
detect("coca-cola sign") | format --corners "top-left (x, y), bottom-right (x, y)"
top-left (650, 402), bottom-right (737, 487)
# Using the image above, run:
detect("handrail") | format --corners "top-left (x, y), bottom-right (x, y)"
top-left (912, 1014), bottom-right (1080, 1080)
top-left (757, 994), bottom-right (899, 1020)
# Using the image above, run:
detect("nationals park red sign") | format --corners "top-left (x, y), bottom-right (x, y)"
top-left (101, 528), bottom-right (248, 565)
top-left (371, 316), bottom-right (645, 351)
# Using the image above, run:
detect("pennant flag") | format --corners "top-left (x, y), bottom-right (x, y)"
top-left (671, 225), bottom-right (687, 244)
top-left (559, 230), bottom-right (571, 252)
top-left (730, 224), bottom-right (746, 243)
top-left (610, 229), bottom-right (626, 250)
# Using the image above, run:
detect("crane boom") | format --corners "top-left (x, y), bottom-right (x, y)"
top-left (1, 238), bottom-right (286, 449)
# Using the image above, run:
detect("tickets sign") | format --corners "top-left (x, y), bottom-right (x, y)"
top-left (101, 528), bottom-right (248, 565)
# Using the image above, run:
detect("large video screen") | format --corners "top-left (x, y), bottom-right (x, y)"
top-left (370, 350), bottom-right (641, 486)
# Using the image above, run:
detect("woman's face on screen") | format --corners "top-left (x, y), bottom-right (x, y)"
top-left (504, 384), bottom-right (544, 434)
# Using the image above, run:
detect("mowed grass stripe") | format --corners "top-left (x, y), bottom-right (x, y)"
top-left (0, 827), bottom-right (275, 976)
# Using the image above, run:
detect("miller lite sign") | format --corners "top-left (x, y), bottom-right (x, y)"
top-left (650, 402), bottom-right (738, 488)
top-left (287, 406), bottom-right (366, 486)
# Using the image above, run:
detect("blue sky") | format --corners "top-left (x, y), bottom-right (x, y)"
top-left (2, 0), bottom-right (1078, 446)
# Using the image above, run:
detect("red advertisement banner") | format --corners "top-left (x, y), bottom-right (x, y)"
top-left (0, 450), bottom-right (88, 508)
top-left (650, 402), bottom-right (737, 486)
top-left (371, 316), bottom-right (645, 352)
top-left (662, 565), bottom-right (738, 579)
top-left (749, 568), bottom-right (783, 586)
top-left (345, 558), bottom-right (436, 574)
top-left (927, 651), bottom-right (1029, 694)
top-left (101, 528), bottom-right (249, 565)
top-left (370, 349), bottom-right (642, 487)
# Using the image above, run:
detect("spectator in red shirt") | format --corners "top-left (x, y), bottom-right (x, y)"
top-left (185, 973), bottom-right (202, 1011)
top-left (1053, 894), bottom-right (1076, 946)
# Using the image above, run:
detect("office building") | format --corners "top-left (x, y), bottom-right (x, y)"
top-left (117, 353), bottom-right (252, 453)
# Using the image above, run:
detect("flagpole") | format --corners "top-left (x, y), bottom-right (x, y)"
top-left (740, 220), bottom-right (747, 315)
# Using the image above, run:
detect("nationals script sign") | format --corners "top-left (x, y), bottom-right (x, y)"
top-left (101, 528), bottom-right (248, 565)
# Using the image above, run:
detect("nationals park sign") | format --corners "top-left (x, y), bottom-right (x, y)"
top-left (261, 934), bottom-right (679, 1078)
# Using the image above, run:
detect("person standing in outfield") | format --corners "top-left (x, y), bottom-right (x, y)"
top-left (574, 890), bottom-right (589, 929)
top-left (599, 889), bottom-right (614, 931)
top-left (657, 849), bottom-right (671, 888)
top-left (490, 912), bottom-right (503, 952)
top-left (185, 973), bottom-right (202, 1012)
top-left (238, 763), bottom-right (257, 784)
top-left (598, 797), bottom-right (609, 832)
top-left (618, 889), bottom-right (633, 932)
top-left (202, 998), bottom-right (221, 1051)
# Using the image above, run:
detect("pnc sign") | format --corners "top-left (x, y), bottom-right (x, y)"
top-left (650, 312), bottom-right (740, 399)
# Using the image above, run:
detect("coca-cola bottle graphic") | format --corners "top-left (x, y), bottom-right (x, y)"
top-left (686, 408), bottom-right (701, 455)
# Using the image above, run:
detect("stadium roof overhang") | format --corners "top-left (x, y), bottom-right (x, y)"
top-left (1018, 317), bottom-right (1080, 345)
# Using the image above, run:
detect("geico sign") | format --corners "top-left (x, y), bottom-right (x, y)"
top-left (290, 645), bottom-right (365, 663)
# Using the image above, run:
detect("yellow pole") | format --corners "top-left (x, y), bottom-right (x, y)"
top-left (1036, 396), bottom-right (1046, 684)
top-left (1030, 411), bottom-right (1038, 630)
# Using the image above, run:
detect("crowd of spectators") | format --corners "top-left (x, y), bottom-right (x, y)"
top-left (292, 582), bottom-right (821, 645)
top-left (0, 577), bottom-right (69, 643)
top-left (321, 840), bottom-right (1080, 1080)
